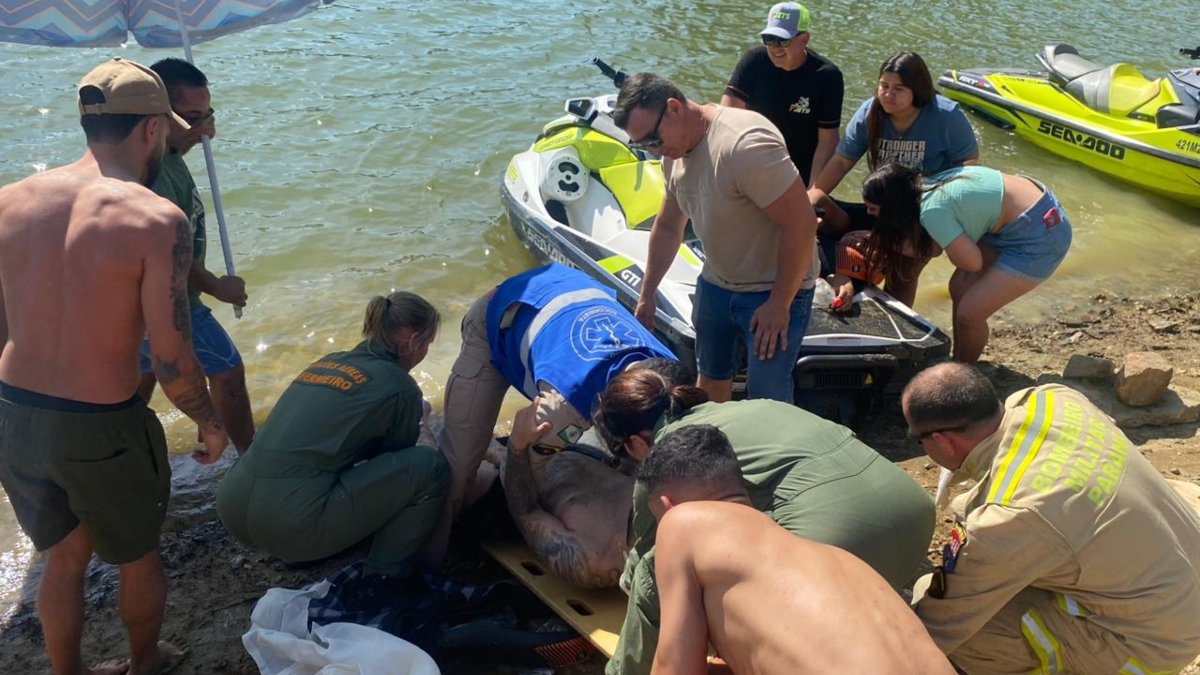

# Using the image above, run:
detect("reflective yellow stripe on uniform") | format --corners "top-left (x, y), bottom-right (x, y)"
top-left (987, 390), bottom-right (1056, 505)
top-left (1117, 657), bottom-right (1174, 675)
top-left (1020, 608), bottom-right (1064, 674)
top-left (1055, 592), bottom-right (1089, 617)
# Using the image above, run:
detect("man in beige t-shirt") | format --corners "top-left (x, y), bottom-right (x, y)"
top-left (612, 73), bottom-right (819, 404)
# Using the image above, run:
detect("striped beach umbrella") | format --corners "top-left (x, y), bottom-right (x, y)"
top-left (0, 0), bottom-right (337, 317)
top-left (0, 0), bottom-right (331, 48)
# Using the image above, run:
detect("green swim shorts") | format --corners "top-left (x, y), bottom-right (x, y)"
top-left (0, 382), bottom-right (170, 564)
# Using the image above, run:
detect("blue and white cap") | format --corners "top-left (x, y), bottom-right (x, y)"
top-left (760, 2), bottom-right (812, 39)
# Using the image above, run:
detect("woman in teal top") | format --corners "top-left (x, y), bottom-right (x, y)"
top-left (216, 291), bottom-right (448, 579)
top-left (861, 163), bottom-right (1072, 363)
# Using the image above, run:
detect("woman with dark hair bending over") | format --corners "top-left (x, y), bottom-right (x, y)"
top-left (217, 291), bottom-right (449, 580)
top-left (594, 366), bottom-right (935, 675)
top-left (809, 51), bottom-right (978, 306)
top-left (862, 163), bottom-right (1072, 363)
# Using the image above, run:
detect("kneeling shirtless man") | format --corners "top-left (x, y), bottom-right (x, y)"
top-left (647, 427), bottom-right (953, 675)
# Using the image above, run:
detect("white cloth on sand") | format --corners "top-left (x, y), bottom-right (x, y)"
top-left (243, 580), bottom-right (440, 675)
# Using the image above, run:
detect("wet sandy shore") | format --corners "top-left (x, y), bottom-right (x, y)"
top-left (1, 292), bottom-right (1198, 674)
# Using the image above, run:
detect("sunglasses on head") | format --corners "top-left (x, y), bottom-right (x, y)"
top-left (761, 35), bottom-right (795, 48)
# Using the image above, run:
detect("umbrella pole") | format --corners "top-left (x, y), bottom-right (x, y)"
top-left (173, 0), bottom-right (242, 319)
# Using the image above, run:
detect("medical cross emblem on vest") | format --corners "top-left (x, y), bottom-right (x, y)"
top-left (570, 307), bottom-right (645, 361)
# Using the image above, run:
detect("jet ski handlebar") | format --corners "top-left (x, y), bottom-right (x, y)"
top-left (1182, 47), bottom-right (1200, 60)
top-left (592, 58), bottom-right (628, 88)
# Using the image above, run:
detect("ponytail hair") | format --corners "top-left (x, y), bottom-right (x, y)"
top-left (592, 368), bottom-right (708, 454)
top-left (362, 290), bottom-right (440, 355)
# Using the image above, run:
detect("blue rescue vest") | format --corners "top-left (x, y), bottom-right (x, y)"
top-left (486, 264), bottom-right (676, 417)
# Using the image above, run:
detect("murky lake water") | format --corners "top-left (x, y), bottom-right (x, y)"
top-left (1, 0), bottom-right (1197, 613)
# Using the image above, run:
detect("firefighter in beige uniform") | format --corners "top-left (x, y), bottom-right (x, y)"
top-left (903, 363), bottom-right (1200, 675)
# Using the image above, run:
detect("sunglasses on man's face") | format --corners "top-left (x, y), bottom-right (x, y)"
top-left (761, 35), bottom-right (794, 48)
top-left (180, 109), bottom-right (215, 129)
top-left (628, 104), bottom-right (667, 151)
top-left (906, 425), bottom-right (967, 444)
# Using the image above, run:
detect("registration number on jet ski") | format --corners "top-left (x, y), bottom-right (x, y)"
top-left (1036, 121), bottom-right (1126, 159)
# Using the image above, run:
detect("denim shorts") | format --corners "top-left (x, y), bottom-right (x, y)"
top-left (139, 304), bottom-right (243, 376)
top-left (979, 179), bottom-right (1072, 282)
top-left (692, 276), bottom-right (814, 404)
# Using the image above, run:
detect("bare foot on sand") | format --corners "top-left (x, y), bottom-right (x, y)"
top-left (87, 660), bottom-right (130, 675)
top-left (129, 641), bottom-right (188, 675)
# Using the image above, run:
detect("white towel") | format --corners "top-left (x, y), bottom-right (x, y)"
top-left (242, 581), bottom-right (440, 675)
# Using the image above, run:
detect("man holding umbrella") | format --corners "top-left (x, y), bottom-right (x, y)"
top-left (0, 0), bottom-right (341, 458)
top-left (136, 58), bottom-right (254, 454)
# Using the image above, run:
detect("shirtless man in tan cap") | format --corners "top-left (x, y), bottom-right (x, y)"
top-left (0, 57), bottom-right (227, 675)
top-left (646, 426), bottom-right (953, 675)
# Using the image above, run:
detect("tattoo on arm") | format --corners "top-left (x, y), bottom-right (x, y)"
top-left (151, 356), bottom-right (181, 384)
top-left (152, 216), bottom-right (194, 388)
top-left (166, 377), bottom-right (223, 433)
top-left (503, 447), bottom-right (545, 521)
top-left (151, 215), bottom-right (221, 435)
top-left (170, 216), bottom-right (192, 338)
top-left (504, 450), bottom-right (615, 589)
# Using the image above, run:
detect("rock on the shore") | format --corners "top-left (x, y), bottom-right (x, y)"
top-left (1063, 354), bottom-right (1114, 381)
top-left (1168, 480), bottom-right (1200, 515)
top-left (1036, 375), bottom-right (1200, 428)
top-left (1114, 352), bottom-right (1173, 407)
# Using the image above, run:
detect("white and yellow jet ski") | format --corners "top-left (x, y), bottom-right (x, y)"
top-left (499, 61), bottom-right (950, 421)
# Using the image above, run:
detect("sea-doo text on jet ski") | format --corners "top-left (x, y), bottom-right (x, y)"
top-left (939, 45), bottom-right (1200, 207)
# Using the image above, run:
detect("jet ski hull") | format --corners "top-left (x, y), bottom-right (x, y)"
top-left (940, 67), bottom-right (1200, 207)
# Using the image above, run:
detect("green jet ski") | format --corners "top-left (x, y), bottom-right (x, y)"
top-left (939, 45), bottom-right (1200, 207)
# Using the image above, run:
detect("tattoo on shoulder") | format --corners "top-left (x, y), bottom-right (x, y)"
top-left (169, 216), bottom-right (192, 337)
top-left (525, 518), bottom-right (613, 589)
top-left (504, 452), bottom-right (615, 588)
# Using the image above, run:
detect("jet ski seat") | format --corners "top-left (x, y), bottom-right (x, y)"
top-left (1042, 44), bottom-right (1103, 84)
top-left (596, 161), bottom-right (665, 231)
top-left (1043, 45), bottom-right (1161, 117)
top-left (1066, 63), bottom-right (1161, 117)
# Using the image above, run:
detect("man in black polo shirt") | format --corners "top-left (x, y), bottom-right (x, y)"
top-left (721, 2), bottom-right (843, 186)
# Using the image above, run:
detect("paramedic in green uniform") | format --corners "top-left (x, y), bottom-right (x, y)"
top-left (216, 291), bottom-right (448, 577)
top-left (593, 367), bottom-right (935, 675)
